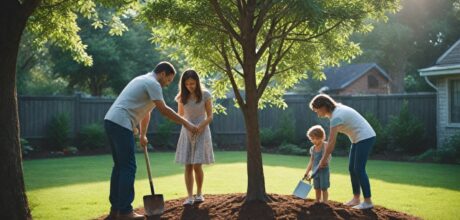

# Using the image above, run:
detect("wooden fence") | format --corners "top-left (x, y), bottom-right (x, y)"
top-left (18, 93), bottom-right (437, 147)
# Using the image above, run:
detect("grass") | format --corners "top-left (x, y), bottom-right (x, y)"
top-left (24, 151), bottom-right (460, 220)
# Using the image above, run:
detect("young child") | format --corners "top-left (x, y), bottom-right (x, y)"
top-left (175, 69), bottom-right (215, 206)
top-left (304, 125), bottom-right (331, 203)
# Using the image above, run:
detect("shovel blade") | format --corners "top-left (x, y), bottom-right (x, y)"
top-left (143, 194), bottom-right (164, 216)
top-left (293, 180), bottom-right (312, 199)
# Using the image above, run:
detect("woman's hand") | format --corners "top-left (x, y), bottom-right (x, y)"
top-left (319, 158), bottom-right (328, 168)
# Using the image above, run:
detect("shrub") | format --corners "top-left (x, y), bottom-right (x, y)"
top-left (78, 123), bottom-right (107, 150)
top-left (154, 119), bottom-right (175, 148)
top-left (335, 133), bottom-right (351, 152)
top-left (47, 112), bottom-right (71, 151)
top-left (363, 112), bottom-right (388, 154)
top-left (20, 138), bottom-right (34, 156)
top-left (260, 110), bottom-right (296, 147)
top-left (278, 142), bottom-right (307, 155)
top-left (442, 132), bottom-right (460, 158)
top-left (385, 101), bottom-right (426, 154)
top-left (276, 110), bottom-right (295, 144)
top-left (260, 128), bottom-right (279, 147)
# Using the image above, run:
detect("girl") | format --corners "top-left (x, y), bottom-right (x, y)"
top-left (310, 94), bottom-right (376, 209)
top-left (304, 125), bottom-right (330, 203)
top-left (175, 69), bottom-right (215, 206)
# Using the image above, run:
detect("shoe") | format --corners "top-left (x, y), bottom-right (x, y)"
top-left (103, 210), bottom-right (118, 220)
top-left (194, 194), bottom-right (205, 203)
top-left (352, 201), bottom-right (374, 209)
top-left (183, 197), bottom-right (194, 206)
top-left (117, 211), bottom-right (145, 220)
top-left (344, 198), bottom-right (360, 206)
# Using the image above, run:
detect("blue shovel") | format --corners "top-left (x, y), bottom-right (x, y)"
top-left (293, 166), bottom-right (320, 199)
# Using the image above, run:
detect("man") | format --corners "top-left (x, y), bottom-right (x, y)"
top-left (104, 61), bottom-right (197, 220)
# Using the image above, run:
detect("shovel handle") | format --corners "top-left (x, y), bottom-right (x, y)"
top-left (143, 145), bottom-right (155, 195)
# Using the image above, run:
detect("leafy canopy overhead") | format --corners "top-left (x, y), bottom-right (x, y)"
top-left (26, 0), bottom-right (140, 66)
top-left (142, 0), bottom-right (399, 109)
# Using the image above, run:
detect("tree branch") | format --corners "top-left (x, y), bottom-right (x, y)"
top-left (209, 0), bottom-right (242, 42)
top-left (215, 40), bottom-right (246, 108)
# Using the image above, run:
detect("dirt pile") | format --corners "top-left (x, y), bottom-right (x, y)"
top-left (96, 193), bottom-right (420, 220)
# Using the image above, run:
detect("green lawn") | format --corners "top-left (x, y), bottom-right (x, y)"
top-left (24, 151), bottom-right (460, 220)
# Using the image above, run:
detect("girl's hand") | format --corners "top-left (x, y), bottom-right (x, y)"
top-left (197, 124), bottom-right (206, 135)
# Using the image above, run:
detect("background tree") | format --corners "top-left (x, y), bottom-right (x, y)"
top-left (0, 0), bottom-right (138, 219)
top-left (142, 0), bottom-right (399, 202)
top-left (352, 0), bottom-right (460, 92)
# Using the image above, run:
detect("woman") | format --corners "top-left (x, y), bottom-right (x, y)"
top-left (309, 94), bottom-right (376, 209)
top-left (175, 69), bottom-right (215, 206)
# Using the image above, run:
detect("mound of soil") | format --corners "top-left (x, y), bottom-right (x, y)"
top-left (96, 194), bottom-right (420, 220)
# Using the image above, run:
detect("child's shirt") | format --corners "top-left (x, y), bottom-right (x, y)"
top-left (309, 142), bottom-right (331, 171)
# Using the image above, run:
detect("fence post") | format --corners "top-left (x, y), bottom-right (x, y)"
top-left (74, 93), bottom-right (82, 137)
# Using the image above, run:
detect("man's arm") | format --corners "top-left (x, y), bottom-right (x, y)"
top-left (154, 100), bottom-right (197, 132)
top-left (139, 111), bottom-right (151, 148)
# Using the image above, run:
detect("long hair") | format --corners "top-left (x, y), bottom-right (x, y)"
top-left (309, 94), bottom-right (338, 113)
top-left (177, 69), bottom-right (203, 104)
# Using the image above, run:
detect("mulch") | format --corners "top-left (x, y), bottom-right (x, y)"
top-left (95, 193), bottom-right (421, 220)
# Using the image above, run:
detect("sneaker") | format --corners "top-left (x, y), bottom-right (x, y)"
top-left (183, 197), bottom-right (194, 206)
top-left (344, 198), bottom-right (360, 206)
top-left (117, 211), bottom-right (145, 220)
top-left (194, 194), bottom-right (205, 203)
top-left (352, 201), bottom-right (374, 209)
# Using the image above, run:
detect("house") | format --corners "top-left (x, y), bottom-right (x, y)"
top-left (419, 38), bottom-right (460, 148)
top-left (321, 63), bottom-right (391, 95)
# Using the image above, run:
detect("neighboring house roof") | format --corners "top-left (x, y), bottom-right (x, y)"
top-left (419, 38), bottom-right (460, 76)
top-left (322, 63), bottom-right (390, 91)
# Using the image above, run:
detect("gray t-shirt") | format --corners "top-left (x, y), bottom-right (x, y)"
top-left (104, 72), bottom-right (163, 131)
top-left (330, 104), bottom-right (376, 143)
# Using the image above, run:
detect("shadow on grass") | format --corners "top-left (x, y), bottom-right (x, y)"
top-left (23, 151), bottom-right (460, 192)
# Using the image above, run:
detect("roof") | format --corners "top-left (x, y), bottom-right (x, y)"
top-left (419, 38), bottom-right (460, 76)
top-left (322, 63), bottom-right (390, 91)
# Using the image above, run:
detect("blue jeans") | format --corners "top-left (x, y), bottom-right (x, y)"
top-left (349, 137), bottom-right (375, 199)
top-left (104, 120), bottom-right (136, 214)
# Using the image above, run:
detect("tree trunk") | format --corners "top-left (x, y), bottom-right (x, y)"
top-left (0, 1), bottom-right (38, 219)
top-left (243, 98), bottom-right (268, 202)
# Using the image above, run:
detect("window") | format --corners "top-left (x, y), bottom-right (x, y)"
top-left (450, 79), bottom-right (460, 123)
top-left (368, 75), bottom-right (379, 89)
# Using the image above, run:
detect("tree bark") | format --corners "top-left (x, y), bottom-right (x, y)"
top-left (0, 0), bottom-right (39, 219)
top-left (242, 96), bottom-right (268, 202)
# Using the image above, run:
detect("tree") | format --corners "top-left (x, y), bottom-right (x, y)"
top-left (0, 0), bottom-right (137, 219)
top-left (142, 0), bottom-right (399, 202)
top-left (352, 0), bottom-right (460, 92)
top-left (50, 15), bottom-right (163, 96)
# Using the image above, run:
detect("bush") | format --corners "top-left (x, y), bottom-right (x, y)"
top-left (278, 142), bottom-right (307, 155)
top-left (442, 132), bottom-right (460, 158)
top-left (260, 110), bottom-right (296, 147)
top-left (385, 101), bottom-right (426, 154)
top-left (413, 148), bottom-right (459, 164)
top-left (260, 128), bottom-right (279, 147)
top-left (363, 112), bottom-right (388, 154)
top-left (47, 112), bottom-right (71, 151)
top-left (335, 133), bottom-right (351, 152)
top-left (277, 110), bottom-right (295, 144)
top-left (20, 138), bottom-right (34, 156)
top-left (154, 119), bottom-right (175, 148)
top-left (78, 123), bottom-right (107, 150)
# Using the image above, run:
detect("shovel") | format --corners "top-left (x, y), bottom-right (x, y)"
top-left (293, 166), bottom-right (320, 199)
top-left (142, 145), bottom-right (164, 216)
